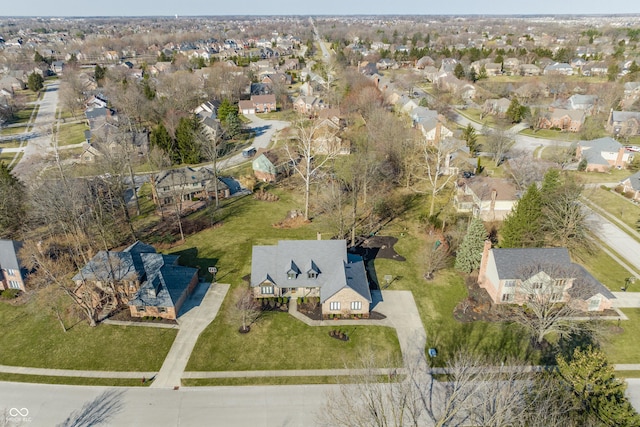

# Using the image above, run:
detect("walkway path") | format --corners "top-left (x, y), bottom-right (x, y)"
top-left (150, 282), bottom-right (229, 388)
top-left (0, 365), bottom-right (155, 379)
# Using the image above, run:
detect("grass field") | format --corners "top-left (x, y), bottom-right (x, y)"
top-left (584, 187), bottom-right (640, 232)
top-left (571, 168), bottom-right (630, 184)
top-left (0, 373), bottom-right (150, 387)
top-left (0, 151), bottom-right (22, 165)
top-left (520, 128), bottom-right (580, 141)
top-left (181, 375), bottom-right (385, 386)
top-left (56, 122), bottom-right (88, 146)
top-left (0, 301), bottom-right (177, 371)
top-left (604, 309), bottom-right (640, 364)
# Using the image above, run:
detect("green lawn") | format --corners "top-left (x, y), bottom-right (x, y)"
top-left (186, 312), bottom-right (400, 371)
top-left (584, 187), bottom-right (640, 232)
top-left (0, 302), bottom-right (177, 371)
top-left (572, 244), bottom-right (634, 290)
top-left (570, 169), bottom-right (631, 184)
top-left (0, 126), bottom-right (28, 137)
top-left (57, 122), bottom-right (88, 146)
top-left (519, 128), bottom-right (580, 141)
top-left (604, 309), bottom-right (640, 364)
top-left (182, 375), bottom-right (380, 386)
top-left (540, 145), bottom-right (573, 162)
top-left (372, 215), bottom-right (536, 366)
top-left (0, 151), bottom-right (22, 165)
top-left (0, 373), bottom-right (150, 387)
top-left (174, 189), bottom-right (401, 371)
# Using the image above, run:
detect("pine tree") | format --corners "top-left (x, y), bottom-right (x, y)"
top-left (454, 62), bottom-right (465, 79)
top-left (0, 162), bottom-right (25, 238)
top-left (454, 218), bottom-right (488, 273)
top-left (500, 183), bottom-right (543, 248)
top-left (555, 347), bottom-right (640, 426)
top-left (462, 124), bottom-right (478, 156)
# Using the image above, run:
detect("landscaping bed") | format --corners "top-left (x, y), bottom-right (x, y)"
top-left (108, 307), bottom-right (178, 326)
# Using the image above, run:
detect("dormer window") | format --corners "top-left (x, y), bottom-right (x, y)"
top-left (287, 260), bottom-right (300, 279)
top-left (287, 271), bottom-right (296, 280)
top-left (308, 271), bottom-right (317, 279)
top-left (307, 261), bottom-right (320, 279)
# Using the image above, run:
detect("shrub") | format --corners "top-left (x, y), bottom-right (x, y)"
top-left (601, 185), bottom-right (610, 191)
top-left (0, 289), bottom-right (20, 299)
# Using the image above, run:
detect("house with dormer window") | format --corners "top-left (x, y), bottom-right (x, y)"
top-left (250, 240), bottom-right (372, 318)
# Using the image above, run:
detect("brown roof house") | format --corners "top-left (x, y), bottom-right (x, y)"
top-left (72, 241), bottom-right (198, 320)
top-left (478, 241), bottom-right (615, 312)
top-left (0, 240), bottom-right (27, 292)
top-left (151, 166), bottom-right (230, 208)
top-left (250, 94), bottom-right (277, 113)
top-left (250, 240), bottom-right (371, 318)
top-left (454, 176), bottom-right (518, 221)
top-left (576, 137), bottom-right (635, 172)
top-left (538, 108), bottom-right (586, 132)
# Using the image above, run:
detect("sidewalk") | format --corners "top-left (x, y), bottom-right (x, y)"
top-left (0, 364), bottom-right (155, 379)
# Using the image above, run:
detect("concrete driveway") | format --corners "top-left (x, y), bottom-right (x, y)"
top-left (150, 282), bottom-right (229, 389)
top-left (376, 290), bottom-right (427, 364)
top-left (217, 114), bottom-right (289, 170)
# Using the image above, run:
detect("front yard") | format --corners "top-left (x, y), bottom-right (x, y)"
top-left (0, 301), bottom-right (176, 371)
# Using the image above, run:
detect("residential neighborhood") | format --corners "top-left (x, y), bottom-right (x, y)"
top-left (1, 11), bottom-right (640, 426)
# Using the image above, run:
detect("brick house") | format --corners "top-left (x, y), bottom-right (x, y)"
top-left (478, 241), bottom-right (615, 312)
top-left (0, 240), bottom-right (27, 292)
top-left (73, 241), bottom-right (198, 320)
top-left (250, 240), bottom-right (372, 318)
top-left (538, 108), bottom-right (586, 132)
top-left (252, 148), bottom-right (295, 182)
top-left (454, 177), bottom-right (518, 221)
top-left (250, 94), bottom-right (277, 113)
top-left (620, 171), bottom-right (640, 201)
top-left (576, 137), bottom-right (635, 172)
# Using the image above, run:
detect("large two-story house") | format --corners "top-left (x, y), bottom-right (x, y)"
top-left (478, 241), bottom-right (614, 312)
top-left (250, 240), bottom-right (372, 318)
top-left (576, 137), bottom-right (635, 172)
top-left (72, 241), bottom-right (199, 320)
top-left (152, 166), bottom-right (230, 208)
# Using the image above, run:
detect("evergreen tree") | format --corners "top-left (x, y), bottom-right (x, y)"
top-left (454, 62), bottom-right (465, 79)
top-left (555, 347), bottom-right (640, 426)
top-left (27, 72), bottom-right (44, 92)
top-left (0, 162), bottom-right (25, 238)
top-left (150, 123), bottom-right (176, 163)
top-left (505, 98), bottom-right (527, 123)
top-left (500, 183), bottom-right (543, 248)
top-left (94, 64), bottom-right (106, 83)
top-left (462, 124), bottom-right (478, 156)
top-left (454, 218), bottom-right (488, 273)
top-left (175, 116), bottom-right (202, 164)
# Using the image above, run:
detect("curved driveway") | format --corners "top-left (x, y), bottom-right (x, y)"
top-left (217, 114), bottom-right (289, 170)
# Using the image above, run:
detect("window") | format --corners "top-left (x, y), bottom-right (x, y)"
top-left (554, 279), bottom-right (567, 287)
top-left (137, 306), bottom-right (146, 312)
top-left (504, 280), bottom-right (516, 288)
top-left (6, 269), bottom-right (15, 276)
top-left (261, 286), bottom-right (274, 295)
top-left (350, 301), bottom-right (362, 310)
top-left (330, 301), bottom-right (341, 311)
top-left (588, 297), bottom-right (601, 311)
top-left (501, 293), bottom-right (514, 302)
top-left (551, 292), bottom-right (563, 302)
top-left (532, 282), bottom-right (543, 290)
top-left (287, 272), bottom-right (296, 280)
top-left (9, 281), bottom-right (20, 289)
top-left (159, 307), bottom-right (167, 313)
top-left (308, 271), bottom-right (317, 279)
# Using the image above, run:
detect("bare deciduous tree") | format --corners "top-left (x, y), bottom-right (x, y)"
top-left (484, 127), bottom-right (514, 167)
top-left (414, 137), bottom-right (461, 217)
top-left (232, 287), bottom-right (261, 333)
top-left (285, 120), bottom-right (340, 221)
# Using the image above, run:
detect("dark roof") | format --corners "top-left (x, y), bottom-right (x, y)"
top-left (72, 241), bottom-right (157, 283)
top-left (623, 171), bottom-right (640, 191)
top-left (569, 264), bottom-right (616, 300)
top-left (492, 247), bottom-right (572, 280)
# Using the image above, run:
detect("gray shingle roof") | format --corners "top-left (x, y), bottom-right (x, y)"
top-left (492, 247), bottom-right (572, 280)
top-left (251, 240), bottom-right (371, 303)
top-left (623, 171), bottom-right (640, 191)
top-left (569, 264), bottom-right (616, 300)
top-left (0, 239), bottom-right (23, 272)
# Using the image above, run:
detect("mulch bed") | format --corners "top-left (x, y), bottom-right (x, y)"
top-left (454, 278), bottom-right (504, 322)
top-left (107, 307), bottom-right (178, 326)
top-left (349, 235), bottom-right (406, 262)
top-left (296, 302), bottom-right (386, 321)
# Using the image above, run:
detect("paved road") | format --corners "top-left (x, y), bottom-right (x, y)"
top-left (585, 209), bottom-right (640, 274)
top-left (0, 381), bottom-right (330, 427)
top-left (11, 82), bottom-right (60, 180)
top-left (151, 283), bottom-right (229, 389)
top-left (217, 114), bottom-right (289, 170)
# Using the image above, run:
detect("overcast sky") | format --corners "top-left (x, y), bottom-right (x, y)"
top-left (1, 0), bottom-right (640, 17)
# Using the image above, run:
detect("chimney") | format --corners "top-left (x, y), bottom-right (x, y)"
top-left (478, 240), bottom-right (492, 282)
